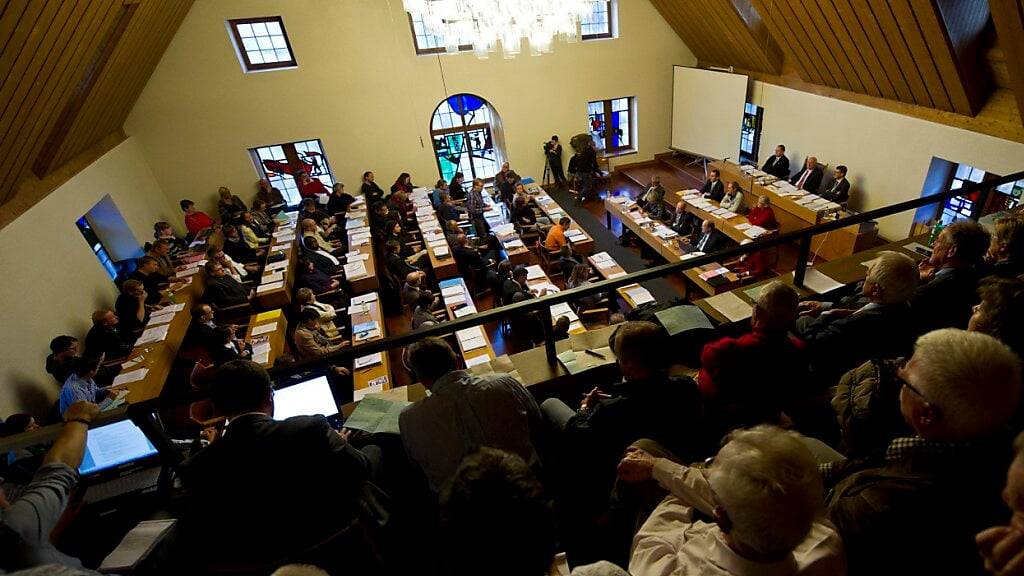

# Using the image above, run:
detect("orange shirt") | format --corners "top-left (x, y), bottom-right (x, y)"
top-left (545, 224), bottom-right (567, 251)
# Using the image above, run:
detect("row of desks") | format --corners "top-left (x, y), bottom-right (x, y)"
top-left (524, 180), bottom-right (595, 256)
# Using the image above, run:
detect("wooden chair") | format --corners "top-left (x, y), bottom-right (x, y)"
top-left (535, 241), bottom-right (563, 277)
top-left (211, 301), bottom-right (252, 324)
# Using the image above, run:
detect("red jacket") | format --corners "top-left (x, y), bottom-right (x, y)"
top-left (185, 211), bottom-right (215, 236)
top-left (299, 178), bottom-right (328, 198)
top-left (747, 206), bottom-right (778, 230)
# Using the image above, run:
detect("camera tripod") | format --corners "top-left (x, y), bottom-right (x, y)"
top-left (542, 157), bottom-right (552, 186)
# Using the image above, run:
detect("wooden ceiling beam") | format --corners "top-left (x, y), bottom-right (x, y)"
top-left (991, 0), bottom-right (1024, 124)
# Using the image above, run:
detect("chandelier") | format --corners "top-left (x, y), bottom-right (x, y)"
top-left (403, 0), bottom-right (595, 58)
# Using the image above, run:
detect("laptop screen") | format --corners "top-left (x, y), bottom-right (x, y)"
top-left (79, 419), bottom-right (159, 476)
top-left (273, 376), bottom-right (339, 421)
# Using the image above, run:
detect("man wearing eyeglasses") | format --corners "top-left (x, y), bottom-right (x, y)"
top-left (824, 329), bottom-right (1021, 576)
top-left (912, 220), bottom-right (990, 334)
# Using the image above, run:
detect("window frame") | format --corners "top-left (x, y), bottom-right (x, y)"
top-left (408, 13), bottom-right (473, 55)
top-left (228, 16), bottom-right (297, 72)
top-left (249, 138), bottom-right (335, 207)
top-left (580, 1), bottom-right (615, 41)
top-left (589, 96), bottom-right (635, 154)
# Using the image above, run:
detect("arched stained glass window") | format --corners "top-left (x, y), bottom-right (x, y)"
top-left (430, 94), bottom-right (504, 182)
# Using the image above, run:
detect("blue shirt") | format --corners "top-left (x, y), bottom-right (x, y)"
top-left (59, 374), bottom-right (99, 415)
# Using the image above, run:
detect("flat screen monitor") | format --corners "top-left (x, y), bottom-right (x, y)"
top-left (273, 375), bottom-right (339, 422)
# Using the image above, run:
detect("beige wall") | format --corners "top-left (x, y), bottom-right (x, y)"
top-left (0, 137), bottom-right (177, 416)
top-left (125, 0), bottom-right (696, 214)
top-left (750, 82), bottom-right (1024, 240)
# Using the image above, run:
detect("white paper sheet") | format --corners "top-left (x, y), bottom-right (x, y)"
top-left (250, 323), bottom-right (277, 336)
top-left (704, 291), bottom-right (753, 322)
top-left (465, 354), bottom-right (491, 368)
top-left (802, 268), bottom-right (845, 294)
top-left (256, 281), bottom-right (284, 293)
top-left (113, 368), bottom-right (149, 386)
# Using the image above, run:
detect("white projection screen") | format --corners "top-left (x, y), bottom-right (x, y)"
top-left (671, 66), bottom-right (749, 161)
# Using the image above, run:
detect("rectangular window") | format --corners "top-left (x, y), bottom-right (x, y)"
top-left (250, 139), bottom-right (335, 207)
top-left (76, 217), bottom-right (118, 280)
top-left (580, 1), bottom-right (615, 40)
top-left (588, 97), bottom-right (634, 153)
top-left (228, 16), bottom-right (296, 72)
top-left (941, 163), bottom-right (986, 224)
top-left (408, 13), bottom-right (473, 55)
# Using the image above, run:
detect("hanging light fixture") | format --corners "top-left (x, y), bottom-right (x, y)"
top-left (404, 0), bottom-right (593, 59)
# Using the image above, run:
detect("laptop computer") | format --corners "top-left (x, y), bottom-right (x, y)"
top-left (78, 418), bottom-right (162, 505)
top-left (273, 375), bottom-right (342, 428)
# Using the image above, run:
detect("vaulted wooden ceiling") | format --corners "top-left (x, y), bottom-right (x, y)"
top-left (0, 0), bottom-right (193, 223)
top-left (650, 0), bottom-right (1024, 136)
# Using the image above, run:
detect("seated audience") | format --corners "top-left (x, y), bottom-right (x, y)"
top-left (300, 218), bottom-right (342, 256)
top-left (255, 181), bottom-right (287, 213)
top-left (796, 251), bottom-right (919, 382)
top-left (701, 169), bottom-right (724, 201)
top-left (302, 236), bottom-right (344, 275)
top-left (439, 192), bottom-right (466, 223)
top-left (180, 199), bottom-right (215, 237)
top-left (720, 181), bottom-right (744, 213)
top-left (84, 309), bottom-right (132, 360)
top-left (984, 215), bottom-right (1024, 278)
top-left (128, 256), bottom-right (167, 305)
top-left (821, 165), bottom-right (850, 204)
top-left (217, 186), bottom-right (247, 222)
top-left (293, 309), bottom-right (349, 359)
top-left (360, 170), bottom-right (385, 204)
top-left (391, 172), bottom-right (414, 195)
top-left (296, 287), bottom-right (343, 339)
top-left (503, 265), bottom-right (546, 304)
top-left (59, 356), bottom-right (108, 415)
top-left (825, 329), bottom-right (1021, 575)
top-left (399, 337), bottom-right (544, 495)
top-left (114, 279), bottom-right (150, 336)
top-left (698, 281), bottom-right (808, 433)
top-left (401, 271), bottom-right (435, 310)
top-left (439, 448), bottom-right (557, 576)
top-left (689, 220), bottom-right (728, 254)
top-left (448, 172), bottom-right (466, 201)
top-left (412, 291), bottom-right (442, 329)
top-left (566, 263), bottom-right (602, 310)
top-left (761, 144), bottom-right (790, 179)
top-left (210, 325), bottom-right (252, 366)
top-left (976, 430), bottom-right (1024, 576)
top-left (296, 170), bottom-right (329, 199)
top-left (175, 360), bottom-right (379, 570)
top-left (512, 191), bottom-right (550, 233)
top-left (296, 258), bottom-right (340, 294)
top-left (637, 176), bottom-right (665, 213)
top-left (207, 244), bottom-right (257, 281)
top-left (912, 219), bottom-right (990, 333)
top-left (153, 220), bottom-right (188, 255)
top-left (249, 199), bottom-right (276, 236)
top-left (553, 316), bottom-right (571, 341)
top-left (790, 156), bottom-right (823, 192)
top-left (203, 261), bottom-right (253, 309)
top-left (669, 202), bottom-right (693, 236)
top-left (188, 303), bottom-right (219, 353)
top-left (221, 223), bottom-right (262, 264)
top-left (0, 401), bottom-right (98, 571)
top-left (619, 425), bottom-right (845, 576)
top-left (145, 238), bottom-right (175, 277)
top-left (545, 217), bottom-right (572, 252)
top-left (746, 194), bottom-right (778, 229)
top-left (431, 179), bottom-right (449, 209)
top-left (558, 245), bottom-right (580, 278)
top-left (969, 276), bottom-right (1024, 357)
top-left (385, 239), bottom-right (420, 280)
top-left (238, 211), bottom-right (269, 248)
top-left (326, 182), bottom-right (355, 216)
top-left (45, 336), bottom-right (80, 388)
top-left (451, 234), bottom-right (490, 275)
top-left (732, 239), bottom-right (770, 278)
top-left (300, 198), bottom-right (333, 230)
top-left (486, 260), bottom-right (513, 296)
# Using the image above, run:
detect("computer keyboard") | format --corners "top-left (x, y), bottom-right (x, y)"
top-left (85, 467), bottom-right (161, 503)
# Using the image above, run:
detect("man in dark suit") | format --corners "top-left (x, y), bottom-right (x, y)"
top-left (912, 220), bottom-right (990, 334)
top-left (700, 169), bottom-right (725, 202)
top-left (669, 202), bottom-right (694, 236)
top-left (84, 309), bottom-right (133, 360)
top-left (790, 156), bottom-right (824, 192)
top-left (820, 165), bottom-right (851, 204)
top-left (302, 236), bottom-right (344, 276)
top-left (203, 261), bottom-right (252, 309)
top-left (797, 251), bottom-right (919, 383)
top-left (187, 303), bottom-right (219, 353)
top-left (761, 144), bottom-right (791, 180)
top-left (128, 256), bottom-right (167, 306)
top-left (175, 360), bottom-right (381, 570)
top-left (502, 266), bottom-right (536, 305)
top-left (690, 220), bottom-right (728, 254)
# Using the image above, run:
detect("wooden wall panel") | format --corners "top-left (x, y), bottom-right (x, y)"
top-left (990, 0), bottom-right (1024, 124)
top-left (0, 0), bottom-right (194, 213)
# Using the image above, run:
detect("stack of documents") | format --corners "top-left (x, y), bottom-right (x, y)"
top-left (526, 265), bottom-right (545, 281)
top-left (456, 327), bottom-right (487, 352)
top-left (355, 352), bottom-right (383, 370)
top-left (136, 325), bottom-right (170, 346)
top-left (256, 281), bottom-right (284, 293)
top-left (344, 261), bottom-right (368, 278)
top-left (744, 225), bottom-right (768, 239)
top-left (623, 285), bottom-right (655, 306)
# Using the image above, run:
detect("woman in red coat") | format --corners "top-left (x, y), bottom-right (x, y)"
top-left (390, 172), bottom-right (414, 195)
top-left (747, 195), bottom-right (779, 229)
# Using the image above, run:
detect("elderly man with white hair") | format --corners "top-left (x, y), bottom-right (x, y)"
top-left (826, 328), bottom-right (1022, 576)
top-left (796, 251), bottom-right (919, 381)
top-left (617, 425), bottom-right (846, 576)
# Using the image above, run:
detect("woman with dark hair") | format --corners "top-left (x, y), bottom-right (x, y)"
top-left (326, 182), bottom-right (356, 216)
top-left (296, 258), bottom-right (340, 294)
top-left (969, 276), bottom-right (1024, 357)
top-left (361, 171), bottom-right (385, 204)
top-left (391, 172), bottom-right (414, 195)
top-left (448, 172), bottom-right (466, 201)
top-left (297, 170), bottom-right (329, 199)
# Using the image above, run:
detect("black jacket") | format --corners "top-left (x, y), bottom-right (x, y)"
top-left (361, 182), bottom-right (385, 204)
top-left (502, 278), bottom-right (529, 306)
top-left (223, 236), bottom-right (258, 264)
top-left (790, 165), bottom-right (824, 192)
top-left (820, 178), bottom-right (851, 204)
top-left (204, 276), bottom-right (250, 308)
top-left (128, 270), bottom-right (165, 305)
top-left (700, 179), bottom-right (724, 202)
top-left (911, 267), bottom-right (980, 334)
top-left (326, 192), bottom-right (356, 216)
top-left (761, 154), bottom-right (790, 179)
top-left (385, 251), bottom-right (418, 280)
top-left (453, 244), bottom-right (486, 272)
top-left (114, 293), bottom-right (148, 335)
top-left (693, 229), bottom-right (729, 254)
top-left (305, 249), bottom-right (344, 276)
top-left (177, 414), bottom-right (373, 568)
top-left (84, 325), bottom-right (133, 360)
top-left (799, 303), bottom-right (915, 384)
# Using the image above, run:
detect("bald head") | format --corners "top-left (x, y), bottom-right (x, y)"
top-left (301, 218), bottom-right (316, 232)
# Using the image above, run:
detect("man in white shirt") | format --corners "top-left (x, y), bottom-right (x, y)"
top-left (398, 337), bottom-right (544, 495)
top-left (618, 425), bottom-right (846, 576)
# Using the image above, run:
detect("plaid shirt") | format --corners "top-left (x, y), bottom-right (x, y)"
top-left (820, 436), bottom-right (974, 483)
top-left (466, 187), bottom-right (485, 216)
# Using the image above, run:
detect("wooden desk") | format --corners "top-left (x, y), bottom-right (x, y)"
top-left (523, 264), bottom-right (586, 334)
top-left (438, 277), bottom-right (497, 364)
top-left (346, 217), bottom-right (380, 295)
top-left (587, 252), bottom-right (627, 280)
top-left (350, 292), bottom-right (392, 395)
top-left (673, 190), bottom-right (766, 245)
top-left (244, 309), bottom-right (288, 368)
top-left (683, 262), bottom-right (743, 296)
top-left (256, 232), bottom-right (296, 310)
top-left (412, 190), bottom-right (460, 280)
top-left (492, 223), bottom-right (532, 266)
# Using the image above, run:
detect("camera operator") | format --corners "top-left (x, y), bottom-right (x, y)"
top-left (545, 135), bottom-right (567, 186)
